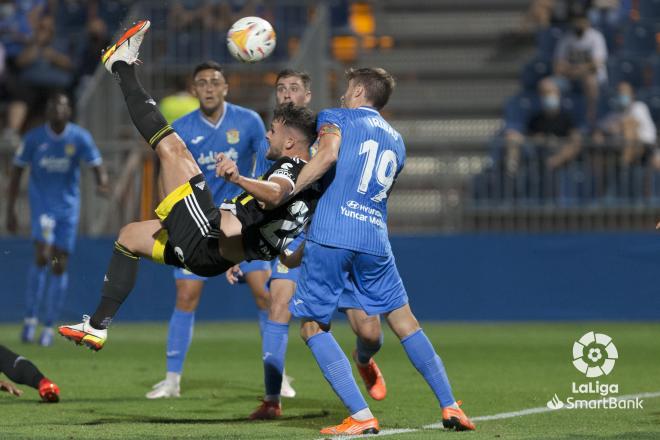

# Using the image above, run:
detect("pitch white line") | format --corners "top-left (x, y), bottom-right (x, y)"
top-left (318, 390), bottom-right (660, 439)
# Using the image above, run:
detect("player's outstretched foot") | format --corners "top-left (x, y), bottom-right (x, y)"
top-left (146, 379), bottom-right (180, 399)
top-left (38, 378), bottom-right (60, 403)
top-left (58, 315), bottom-right (107, 351)
top-left (320, 416), bottom-right (380, 435)
top-left (280, 372), bottom-right (296, 398)
top-left (101, 19), bottom-right (150, 72)
top-left (442, 401), bottom-right (476, 431)
top-left (352, 350), bottom-right (387, 401)
top-left (249, 400), bottom-right (282, 420)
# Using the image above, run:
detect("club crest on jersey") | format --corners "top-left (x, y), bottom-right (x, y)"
top-left (226, 129), bottom-right (240, 144)
top-left (65, 144), bottom-right (76, 156)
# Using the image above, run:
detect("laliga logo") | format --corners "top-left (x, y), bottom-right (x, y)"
top-left (572, 331), bottom-right (618, 378)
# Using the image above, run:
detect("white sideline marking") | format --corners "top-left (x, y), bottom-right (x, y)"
top-left (318, 391), bottom-right (660, 439)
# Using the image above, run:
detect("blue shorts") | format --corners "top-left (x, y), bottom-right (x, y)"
top-left (31, 213), bottom-right (77, 253)
top-left (174, 259), bottom-right (271, 281)
top-left (290, 241), bottom-right (408, 325)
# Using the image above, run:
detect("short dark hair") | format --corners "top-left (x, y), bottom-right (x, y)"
top-left (276, 69), bottom-right (311, 90)
top-left (193, 60), bottom-right (224, 79)
top-left (346, 67), bottom-right (396, 110)
top-left (273, 102), bottom-right (317, 146)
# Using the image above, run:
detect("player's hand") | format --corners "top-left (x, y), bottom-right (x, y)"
top-left (0, 380), bottom-right (23, 397)
top-left (6, 210), bottom-right (18, 234)
top-left (215, 153), bottom-right (240, 183)
top-left (225, 264), bottom-right (243, 285)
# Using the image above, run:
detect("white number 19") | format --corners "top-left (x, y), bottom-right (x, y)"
top-left (357, 140), bottom-right (397, 202)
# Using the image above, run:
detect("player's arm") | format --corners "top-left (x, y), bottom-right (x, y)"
top-left (92, 165), bottom-right (110, 197)
top-left (6, 165), bottom-right (25, 234)
top-left (290, 123), bottom-right (341, 197)
top-left (216, 153), bottom-right (292, 209)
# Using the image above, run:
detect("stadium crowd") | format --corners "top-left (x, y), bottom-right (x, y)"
top-left (478, 0), bottom-right (660, 204)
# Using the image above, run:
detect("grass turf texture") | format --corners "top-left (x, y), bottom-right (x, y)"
top-left (1, 322), bottom-right (659, 439)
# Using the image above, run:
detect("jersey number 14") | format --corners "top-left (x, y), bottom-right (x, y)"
top-left (357, 140), bottom-right (397, 202)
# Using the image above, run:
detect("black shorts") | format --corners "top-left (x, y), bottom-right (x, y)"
top-left (153, 174), bottom-right (233, 277)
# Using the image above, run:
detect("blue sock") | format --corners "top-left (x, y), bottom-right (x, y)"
top-left (43, 272), bottom-right (68, 327)
top-left (257, 309), bottom-right (268, 339)
top-left (307, 332), bottom-right (368, 414)
top-left (166, 308), bottom-right (195, 374)
top-left (356, 333), bottom-right (383, 364)
top-left (401, 329), bottom-right (455, 408)
top-left (262, 320), bottom-right (289, 396)
top-left (25, 263), bottom-right (47, 319)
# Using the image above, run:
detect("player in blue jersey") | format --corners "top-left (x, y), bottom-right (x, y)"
top-left (6, 93), bottom-right (108, 347)
top-left (287, 68), bottom-right (476, 434)
top-left (146, 60), bottom-right (273, 399)
top-left (226, 69), bottom-right (387, 420)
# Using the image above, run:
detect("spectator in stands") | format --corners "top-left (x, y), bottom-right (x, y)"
top-left (525, 0), bottom-right (590, 30)
top-left (15, 14), bottom-right (74, 128)
top-left (0, 0), bottom-right (46, 145)
top-left (554, 11), bottom-right (608, 127)
top-left (502, 78), bottom-right (581, 176)
top-left (74, 17), bottom-right (110, 96)
top-left (595, 81), bottom-right (657, 166)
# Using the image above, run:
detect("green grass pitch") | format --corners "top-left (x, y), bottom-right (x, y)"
top-left (1, 322), bottom-right (659, 439)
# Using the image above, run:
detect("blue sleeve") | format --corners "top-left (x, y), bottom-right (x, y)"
top-left (13, 132), bottom-right (36, 167)
top-left (317, 108), bottom-right (346, 131)
top-left (78, 129), bottom-right (103, 166)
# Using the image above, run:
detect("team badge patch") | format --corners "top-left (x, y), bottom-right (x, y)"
top-left (226, 129), bottom-right (240, 144)
top-left (65, 144), bottom-right (76, 156)
top-left (277, 261), bottom-right (289, 274)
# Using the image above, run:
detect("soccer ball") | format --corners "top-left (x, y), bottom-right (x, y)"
top-left (227, 17), bottom-right (276, 63)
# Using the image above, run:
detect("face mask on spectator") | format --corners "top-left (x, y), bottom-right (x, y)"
top-left (618, 94), bottom-right (631, 109)
top-left (542, 95), bottom-right (560, 111)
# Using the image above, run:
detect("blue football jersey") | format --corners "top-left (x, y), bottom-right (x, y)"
top-left (13, 122), bottom-right (102, 218)
top-left (173, 102), bottom-right (265, 204)
top-left (308, 107), bottom-right (406, 256)
top-left (252, 138), bottom-right (272, 178)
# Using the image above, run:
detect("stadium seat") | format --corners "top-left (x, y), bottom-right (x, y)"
top-left (622, 21), bottom-right (658, 57)
top-left (536, 26), bottom-right (564, 59)
top-left (638, 87), bottom-right (660, 124)
top-left (639, 0), bottom-right (660, 18)
top-left (607, 56), bottom-right (644, 89)
top-left (520, 57), bottom-right (553, 92)
top-left (562, 92), bottom-right (588, 131)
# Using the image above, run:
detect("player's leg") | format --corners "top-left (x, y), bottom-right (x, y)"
top-left (0, 344), bottom-right (59, 402)
top-left (40, 246), bottom-right (69, 346)
top-left (103, 21), bottom-right (202, 197)
top-left (147, 273), bottom-right (204, 399)
top-left (345, 308), bottom-right (386, 401)
top-left (250, 272), bottom-right (294, 420)
top-left (351, 251), bottom-right (474, 431)
top-left (290, 242), bottom-right (379, 435)
top-left (241, 261), bottom-right (271, 337)
top-left (22, 241), bottom-right (49, 343)
top-left (59, 220), bottom-right (168, 350)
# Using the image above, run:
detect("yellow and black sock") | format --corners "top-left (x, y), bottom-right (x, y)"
top-left (113, 61), bottom-right (173, 149)
top-left (90, 241), bottom-right (140, 329)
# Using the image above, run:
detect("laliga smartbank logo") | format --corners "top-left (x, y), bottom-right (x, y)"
top-left (546, 331), bottom-right (643, 411)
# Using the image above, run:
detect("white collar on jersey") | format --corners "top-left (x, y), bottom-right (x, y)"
top-left (358, 106), bottom-right (380, 114)
top-left (198, 101), bottom-right (228, 129)
top-left (45, 122), bottom-right (70, 140)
